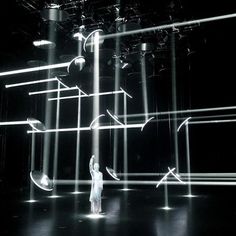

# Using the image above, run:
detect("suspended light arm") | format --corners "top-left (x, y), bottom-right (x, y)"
top-left (48, 89), bottom-right (128, 101)
top-left (28, 86), bottom-right (79, 96)
top-left (0, 120), bottom-right (40, 126)
top-left (0, 62), bottom-right (69, 77)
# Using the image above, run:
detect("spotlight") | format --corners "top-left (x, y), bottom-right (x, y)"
top-left (67, 56), bottom-right (86, 74)
top-left (30, 170), bottom-right (53, 191)
top-left (33, 40), bottom-right (56, 50)
top-left (83, 29), bottom-right (104, 52)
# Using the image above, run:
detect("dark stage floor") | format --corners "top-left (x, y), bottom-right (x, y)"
top-left (0, 186), bottom-right (236, 236)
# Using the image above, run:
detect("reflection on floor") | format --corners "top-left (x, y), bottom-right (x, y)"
top-left (0, 186), bottom-right (236, 236)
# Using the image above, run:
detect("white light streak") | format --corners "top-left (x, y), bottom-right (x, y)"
top-left (0, 62), bottom-right (69, 77)
top-left (5, 78), bottom-right (59, 88)
top-left (118, 105), bottom-right (236, 118)
top-left (29, 86), bottom-right (78, 96)
top-left (141, 117), bottom-right (154, 131)
top-left (101, 13), bottom-right (236, 40)
top-left (0, 120), bottom-right (39, 126)
top-left (156, 168), bottom-right (176, 188)
top-left (120, 87), bottom-right (132, 98)
top-left (48, 90), bottom-right (125, 101)
top-left (33, 40), bottom-right (54, 47)
top-left (107, 110), bottom-right (124, 126)
top-left (188, 119), bottom-right (236, 125)
top-left (177, 117), bottom-right (191, 132)
top-left (53, 180), bottom-right (236, 186)
top-left (27, 122), bottom-right (150, 133)
top-left (89, 114), bottom-right (105, 129)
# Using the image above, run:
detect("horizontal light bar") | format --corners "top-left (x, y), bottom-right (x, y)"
top-left (118, 105), bottom-right (236, 118)
top-left (33, 40), bottom-right (54, 47)
top-left (102, 13), bottom-right (236, 40)
top-left (0, 120), bottom-right (39, 126)
top-left (48, 89), bottom-right (129, 101)
top-left (0, 62), bottom-right (69, 77)
top-left (29, 86), bottom-right (79, 96)
top-left (117, 173), bottom-right (236, 176)
top-left (27, 122), bottom-right (150, 133)
top-left (53, 180), bottom-right (236, 186)
top-left (188, 119), bottom-right (236, 125)
top-left (5, 78), bottom-right (59, 88)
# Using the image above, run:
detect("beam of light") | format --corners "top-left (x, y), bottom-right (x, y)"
top-left (123, 92), bottom-right (128, 190)
top-left (113, 15), bottom-right (121, 173)
top-left (168, 167), bottom-right (185, 184)
top-left (83, 29), bottom-right (103, 52)
top-left (101, 13), bottom-right (236, 40)
top-left (177, 117), bottom-right (192, 132)
top-left (53, 180), bottom-right (236, 186)
top-left (106, 167), bottom-right (120, 181)
top-left (48, 90), bottom-right (126, 101)
top-left (141, 117), bottom-right (154, 131)
top-left (107, 109), bottom-right (124, 126)
top-left (185, 123), bottom-right (192, 196)
top-left (74, 90), bottom-right (82, 193)
top-left (156, 168), bottom-right (176, 188)
top-left (140, 55), bottom-right (149, 121)
top-left (0, 62), bottom-right (69, 77)
top-left (117, 105), bottom-right (236, 118)
top-left (0, 120), bottom-right (39, 126)
top-left (86, 213), bottom-right (105, 219)
top-left (24, 200), bottom-right (38, 203)
top-left (29, 133), bottom-right (36, 202)
top-left (170, 32), bottom-right (179, 173)
top-left (117, 172), bottom-right (236, 177)
top-left (160, 206), bottom-right (172, 211)
top-left (92, 30), bottom-right (100, 161)
top-left (29, 86), bottom-right (79, 95)
top-left (52, 82), bottom-right (60, 197)
top-left (117, 172), bottom-right (236, 176)
top-left (1, 13), bottom-right (236, 78)
top-left (89, 114), bottom-right (105, 129)
top-left (27, 122), bottom-right (152, 133)
top-left (5, 78), bottom-right (59, 88)
top-left (33, 39), bottom-right (54, 47)
top-left (48, 195), bottom-right (61, 198)
top-left (188, 119), bottom-right (236, 125)
top-left (164, 181), bottom-right (169, 210)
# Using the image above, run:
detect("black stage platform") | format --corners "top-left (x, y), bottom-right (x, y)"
top-left (1, 186), bottom-right (235, 236)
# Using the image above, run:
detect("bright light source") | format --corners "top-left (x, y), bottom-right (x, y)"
top-left (86, 214), bottom-right (105, 219)
top-left (160, 206), bottom-right (172, 210)
top-left (48, 195), bottom-right (61, 198)
top-left (33, 39), bottom-right (55, 47)
top-left (24, 200), bottom-right (38, 203)
top-left (30, 170), bottom-right (53, 191)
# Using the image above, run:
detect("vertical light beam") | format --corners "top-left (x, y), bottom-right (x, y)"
top-left (171, 32), bottom-right (179, 173)
top-left (52, 82), bottom-right (60, 197)
top-left (92, 31), bottom-right (100, 161)
top-left (123, 93), bottom-right (128, 190)
top-left (75, 90), bottom-right (81, 193)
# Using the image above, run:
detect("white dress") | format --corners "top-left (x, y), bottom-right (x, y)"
top-left (89, 158), bottom-right (103, 213)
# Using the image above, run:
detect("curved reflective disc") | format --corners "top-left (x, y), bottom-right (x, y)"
top-left (67, 56), bottom-right (86, 74)
top-left (83, 29), bottom-right (104, 52)
top-left (106, 167), bottom-right (120, 181)
top-left (33, 40), bottom-right (56, 50)
top-left (27, 118), bottom-right (46, 131)
top-left (30, 170), bottom-right (53, 191)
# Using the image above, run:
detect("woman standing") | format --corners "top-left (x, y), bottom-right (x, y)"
top-left (89, 155), bottom-right (103, 214)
